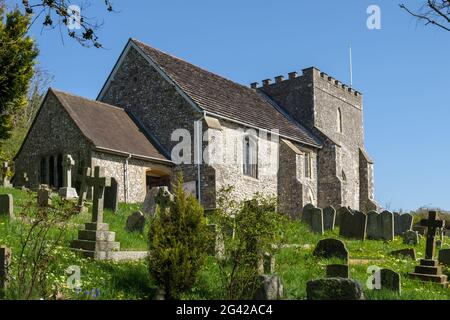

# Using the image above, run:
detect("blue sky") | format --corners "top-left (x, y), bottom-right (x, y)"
top-left (17, 0), bottom-right (450, 211)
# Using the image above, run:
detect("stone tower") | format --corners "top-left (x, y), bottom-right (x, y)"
top-left (258, 67), bottom-right (377, 212)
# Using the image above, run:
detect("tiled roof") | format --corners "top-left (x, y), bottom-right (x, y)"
top-left (51, 89), bottom-right (169, 161)
top-left (131, 39), bottom-right (321, 148)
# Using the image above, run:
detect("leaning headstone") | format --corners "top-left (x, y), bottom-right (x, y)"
top-left (367, 211), bottom-right (380, 240)
top-left (438, 249), bottom-right (450, 266)
top-left (0, 246), bottom-right (11, 298)
top-left (313, 238), bottom-right (349, 262)
top-left (311, 208), bottom-right (324, 235)
top-left (380, 269), bottom-right (401, 294)
top-left (326, 264), bottom-right (349, 278)
top-left (0, 194), bottom-right (13, 220)
top-left (253, 275), bottom-right (284, 300)
top-left (403, 230), bottom-right (420, 245)
top-left (125, 211), bottom-right (146, 233)
top-left (393, 212), bottom-right (401, 236)
top-left (37, 187), bottom-right (52, 207)
top-left (301, 203), bottom-right (315, 227)
top-left (380, 211), bottom-right (394, 241)
top-left (323, 206), bottom-right (336, 231)
top-left (390, 248), bottom-right (416, 260)
top-left (338, 207), bottom-right (353, 238)
top-left (59, 154), bottom-right (78, 200)
top-left (306, 278), bottom-right (364, 300)
top-left (104, 178), bottom-right (119, 213)
top-left (398, 214), bottom-right (414, 235)
top-left (142, 187), bottom-right (159, 217)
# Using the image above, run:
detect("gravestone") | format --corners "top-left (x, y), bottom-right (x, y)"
top-left (253, 275), bottom-right (284, 300)
top-left (380, 211), bottom-right (394, 241)
top-left (398, 214), bottom-right (414, 235)
top-left (142, 187), bottom-right (159, 217)
top-left (390, 248), bottom-right (416, 260)
top-left (258, 252), bottom-right (276, 275)
top-left (335, 206), bottom-right (348, 226)
top-left (367, 211), bottom-right (380, 240)
top-left (323, 206), bottom-right (336, 231)
top-left (350, 211), bottom-right (367, 241)
top-left (1, 162), bottom-right (11, 188)
top-left (0, 194), bottom-right (13, 220)
top-left (0, 246), bottom-right (11, 298)
top-left (301, 203), bottom-right (315, 227)
top-left (338, 207), bottom-right (353, 239)
top-left (413, 225), bottom-right (427, 236)
top-left (393, 212), bottom-right (401, 236)
top-left (409, 211), bottom-right (448, 285)
top-left (59, 154), bottom-right (79, 200)
top-left (306, 278), bottom-right (364, 300)
top-left (311, 208), bottom-right (324, 235)
top-left (76, 167), bottom-right (92, 213)
top-left (403, 230), bottom-right (420, 245)
top-left (37, 187), bottom-right (52, 207)
top-left (380, 269), bottom-right (401, 294)
top-left (104, 178), bottom-right (119, 213)
top-left (125, 211), bottom-right (146, 233)
top-left (326, 264), bottom-right (349, 278)
top-left (71, 166), bottom-right (120, 260)
top-left (438, 249), bottom-right (450, 266)
top-left (313, 238), bottom-right (349, 262)
top-left (153, 288), bottom-right (166, 300)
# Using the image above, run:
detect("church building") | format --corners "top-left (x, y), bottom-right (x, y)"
top-left (13, 38), bottom-right (377, 215)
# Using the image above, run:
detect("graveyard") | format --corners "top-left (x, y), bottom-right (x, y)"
top-left (0, 183), bottom-right (449, 300)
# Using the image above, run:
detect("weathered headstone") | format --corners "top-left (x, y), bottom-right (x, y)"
top-left (398, 214), bottom-right (414, 235)
top-left (142, 187), bottom-right (159, 217)
top-left (345, 211), bottom-right (367, 241)
top-left (76, 167), bottom-right (92, 213)
top-left (403, 230), bottom-right (420, 245)
top-left (390, 248), bottom-right (416, 260)
top-left (0, 194), bottom-right (13, 220)
top-left (301, 203), bottom-right (315, 227)
top-left (438, 249), bottom-right (450, 266)
top-left (125, 211), bottom-right (146, 233)
top-left (1, 162), bottom-right (11, 188)
top-left (258, 252), bottom-right (276, 275)
top-left (380, 210), bottom-right (394, 241)
top-left (393, 212), bottom-right (401, 236)
top-left (253, 275), bottom-right (284, 300)
top-left (306, 278), bottom-right (364, 300)
top-left (338, 207), bottom-right (353, 238)
top-left (380, 269), bottom-right (401, 294)
top-left (0, 246), bottom-right (11, 298)
top-left (367, 211), bottom-right (380, 240)
top-left (37, 187), bottom-right (52, 207)
top-left (313, 238), bottom-right (349, 262)
top-left (323, 206), bottom-right (336, 231)
top-left (326, 264), bottom-right (349, 278)
top-left (311, 208), bottom-right (324, 235)
top-left (409, 211), bottom-right (448, 285)
top-left (104, 178), bottom-right (119, 212)
top-left (59, 154), bottom-right (79, 200)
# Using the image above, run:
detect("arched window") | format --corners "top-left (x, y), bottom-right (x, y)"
top-left (337, 108), bottom-right (343, 133)
top-left (304, 152), bottom-right (312, 178)
top-left (243, 135), bottom-right (258, 179)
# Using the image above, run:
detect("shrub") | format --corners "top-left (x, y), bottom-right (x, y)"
top-left (148, 176), bottom-right (210, 300)
top-left (213, 187), bottom-right (284, 300)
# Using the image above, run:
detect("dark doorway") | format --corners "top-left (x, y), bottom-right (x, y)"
top-left (49, 156), bottom-right (55, 187)
top-left (57, 154), bottom-right (63, 189)
top-left (146, 174), bottom-right (170, 193)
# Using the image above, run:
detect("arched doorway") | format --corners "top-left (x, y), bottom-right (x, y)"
top-left (146, 168), bottom-right (171, 193)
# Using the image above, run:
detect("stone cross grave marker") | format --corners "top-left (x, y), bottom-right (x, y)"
top-left (0, 246), bottom-right (11, 298)
top-left (59, 155), bottom-right (78, 200)
top-left (409, 211), bottom-right (448, 285)
top-left (77, 167), bottom-right (92, 211)
top-left (86, 166), bottom-right (111, 224)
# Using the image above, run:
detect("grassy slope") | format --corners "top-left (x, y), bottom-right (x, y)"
top-left (0, 187), bottom-right (449, 300)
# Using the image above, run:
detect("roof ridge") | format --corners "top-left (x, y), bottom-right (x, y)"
top-left (50, 88), bottom-right (126, 112)
top-left (131, 39), bottom-right (255, 93)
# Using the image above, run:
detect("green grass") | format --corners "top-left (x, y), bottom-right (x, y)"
top-left (0, 187), bottom-right (449, 300)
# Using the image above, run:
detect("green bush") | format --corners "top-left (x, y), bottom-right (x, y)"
top-left (213, 187), bottom-right (284, 300)
top-left (148, 176), bottom-right (210, 300)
